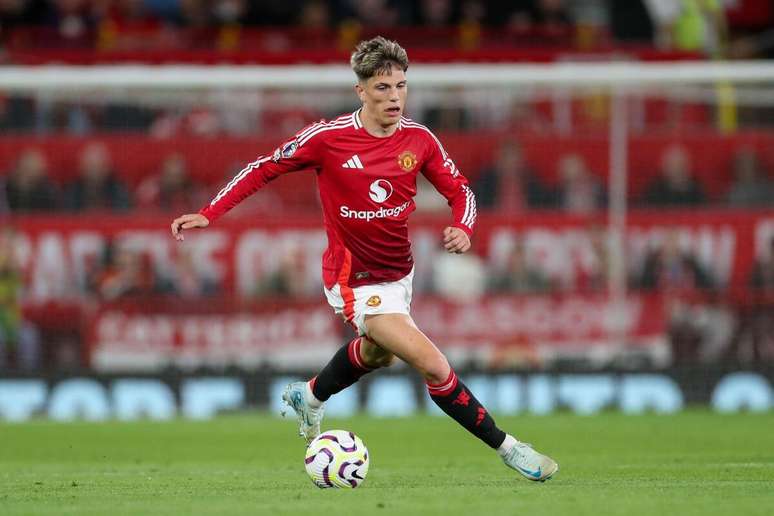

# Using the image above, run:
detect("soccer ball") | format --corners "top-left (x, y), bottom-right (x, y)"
top-left (304, 430), bottom-right (369, 488)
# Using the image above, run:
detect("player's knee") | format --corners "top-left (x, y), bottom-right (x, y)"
top-left (417, 354), bottom-right (450, 385)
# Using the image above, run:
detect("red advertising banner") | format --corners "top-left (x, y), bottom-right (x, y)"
top-left (88, 301), bottom-right (341, 371)
top-left (8, 210), bottom-right (774, 303)
top-left (8, 210), bottom-right (772, 370)
top-left (86, 294), bottom-right (667, 371)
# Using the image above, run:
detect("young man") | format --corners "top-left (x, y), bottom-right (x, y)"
top-left (171, 37), bottom-right (558, 482)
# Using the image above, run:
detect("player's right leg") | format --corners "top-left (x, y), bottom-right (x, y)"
top-left (364, 312), bottom-right (558, 482)
top-left (282, 336), bottom-right (392, 443)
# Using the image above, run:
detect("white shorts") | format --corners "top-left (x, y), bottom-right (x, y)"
top-left (324, 268), bottom-right (414, 336)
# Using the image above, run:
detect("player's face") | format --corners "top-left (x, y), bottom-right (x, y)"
top-left (357, 65), bottom-right (407, 127)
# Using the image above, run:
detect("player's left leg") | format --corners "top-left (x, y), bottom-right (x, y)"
top-left (365, 313), bottom-right (558, 482)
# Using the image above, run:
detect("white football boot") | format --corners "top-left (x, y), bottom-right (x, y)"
top-left (501, 440), bottom-right (559, 482)
top-left (281, 381), bottom-right (325, 444)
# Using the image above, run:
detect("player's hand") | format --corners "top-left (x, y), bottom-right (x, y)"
top-left (171, 213), bottom-right (209, 241)
top-left (442, 226), bottom-right (471, 254)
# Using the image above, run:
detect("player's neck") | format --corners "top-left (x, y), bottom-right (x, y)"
top-left (360, 110), bottom-right (399, 138)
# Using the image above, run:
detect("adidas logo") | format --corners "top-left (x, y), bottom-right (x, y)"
top-left (342, 155), bottom-right (364, 169)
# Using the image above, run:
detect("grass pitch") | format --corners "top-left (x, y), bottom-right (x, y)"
top-left (1, 412), bottom-right (773, 516)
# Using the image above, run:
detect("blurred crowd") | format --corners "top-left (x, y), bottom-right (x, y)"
top-left (473, 140), bottom-right (774, 213)
top-left (0, 1), bottom-right (771, 58)
top-left (1, 144), bottom-right (209, 213)
top-left (2, 138), bottom-right (772, 214)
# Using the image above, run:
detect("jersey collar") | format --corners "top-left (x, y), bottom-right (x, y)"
top-left (353, 108), bottom-right (403, 131)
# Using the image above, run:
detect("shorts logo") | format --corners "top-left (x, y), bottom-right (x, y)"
top-left (368, 179), bottom-right (393, 203)
top-left (366, 295), bottom-right (381, 307)
top-left (398, 151), bottom-right (417, 172)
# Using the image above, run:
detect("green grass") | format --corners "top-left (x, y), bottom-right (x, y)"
top-left (1, 412), bottom-right (773, 516)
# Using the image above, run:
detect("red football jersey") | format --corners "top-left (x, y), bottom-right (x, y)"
top-left (199, 109), bottom-right (477, 289)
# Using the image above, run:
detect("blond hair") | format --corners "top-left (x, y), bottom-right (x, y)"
top-left (350, 36), bottom-right (409, 81)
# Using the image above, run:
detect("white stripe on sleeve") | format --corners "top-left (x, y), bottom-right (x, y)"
top-left (209, 156), bottom-right (270, 206)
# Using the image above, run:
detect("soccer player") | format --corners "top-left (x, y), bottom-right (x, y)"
top-left (171, 37), bottom-right (558, 482)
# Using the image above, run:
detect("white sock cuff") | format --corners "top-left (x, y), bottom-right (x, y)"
top-left (497, 434), bottom-right (518, 457)
top-left (305, 381), bottom-right (323, 408)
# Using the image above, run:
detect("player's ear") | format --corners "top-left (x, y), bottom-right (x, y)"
top-left (354, 82), bottom-right (366, 102)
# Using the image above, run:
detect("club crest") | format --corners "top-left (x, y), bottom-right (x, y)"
top-left (398, 151), bottom-right (417, 172)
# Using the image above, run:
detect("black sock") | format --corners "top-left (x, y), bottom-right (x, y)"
top-left (428, 369), bottom-right (506, 449)
top-left (311, 337), bottom-right (375, 402)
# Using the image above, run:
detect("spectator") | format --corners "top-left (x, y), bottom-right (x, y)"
top-left (473, 139), bottom-right (554, 212)
top-left (459, 0), bottom-right (485, 25)
top-left (750, 237), bottom-right (774, 292)
top-left (609, 0), bottom-right (656, 43)
top-left (726, 148), bottom-right (774, 207)
top-left (0, 226), bottom-right (22, 368)
top-left (556, 153), bottom-right (604, 214)
top-left (0, 0), bottom-right (45, 32)
top-left (507, 0), bottom-right (574, 32)
top-left (176, 0), bottom-right (210, 26)
top-left (0, 94), bottom-right (36, 132)
top-left (415, 0), bottom-right (456, 26)
top-left (247, 0), bottom-right (306, 26)
top-left (210, 0), bottom-right (249, 26)
top-left (97, 0), bottom-right (161, 29)
top-left (433, 250), bottom-right (487, 302)
top-left (142, 0), bottom-right (185, 25)
top-left (0, 227), bottom-right (41, 370)
top-left (45, 0), bottom-right (95, 43)
top-left (335, 0), bottom-right (403, 27)
top-left (158, 247), bottom-right (219, 298)
top-left (422, 87), bottom-right (472, 132)
top-left (641, 145), bottom-right (706, 207)
top-left (65, 142), bottom-right (132, 211)
top-left (646, 0), bottom-right (728, 56)
top-left (489, 240), bottom-right (552, 294)
top-left (297, 0), bottom-right (330, 28)
top-left (575, 224), bottom-right (609, 292)
top-left (256, 245), bottom-right (315, 298)
top-left (733, 236), bottom-right (774, 364)
top-left (638, 231), bottom-right (714, 292)
top-left (4, 149), bottom-right (60, 212)
top-left (94, 246), bottom-right (161, 301)
top-left (136, 152), bottom-right (206, 212)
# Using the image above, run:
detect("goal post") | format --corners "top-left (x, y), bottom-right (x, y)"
top-left (3, 61), bottom-right (774, 89)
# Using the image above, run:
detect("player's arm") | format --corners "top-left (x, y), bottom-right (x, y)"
top-left (171, 126), bottom-right (322, 241)
top-left (420, 133), bottom-right (476, 254)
